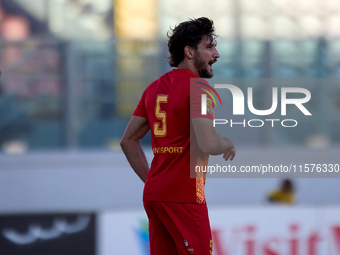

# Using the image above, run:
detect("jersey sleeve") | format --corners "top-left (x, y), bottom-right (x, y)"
top-left (190, 79), bottom-right (214, 120)
top-left (133, 88), bottom-right (147, 118)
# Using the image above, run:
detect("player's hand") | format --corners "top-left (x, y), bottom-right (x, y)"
top-left (222, 137), bottom-right (236, 161)
top-left (223, 147), bottom-right (236, 161)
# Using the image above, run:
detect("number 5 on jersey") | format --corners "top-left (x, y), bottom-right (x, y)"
top-left (154, 95), bottom-right (168, 137)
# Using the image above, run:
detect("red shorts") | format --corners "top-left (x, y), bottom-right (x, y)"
top-left (143, 201), bottom-right (212, 255)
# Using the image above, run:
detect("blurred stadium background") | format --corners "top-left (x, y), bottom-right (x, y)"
top-left (0, 0), bottom-right (340, 254)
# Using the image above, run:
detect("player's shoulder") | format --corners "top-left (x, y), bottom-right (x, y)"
top-left (145, 69), bottom-right (186, 92)
top-left (145, 69), bottom-right (210, 93)
top-left (190, 76), bottom-right (213, 97)
top-left (146, 70), bottom-right (173, 88)
top-left (171, 68), bottom-right (199, 81)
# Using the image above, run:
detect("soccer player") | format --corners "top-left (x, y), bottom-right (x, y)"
top-left (268, 179), bottom-right (296, 204)
top-left (121, 17), bottom-right (236, 255)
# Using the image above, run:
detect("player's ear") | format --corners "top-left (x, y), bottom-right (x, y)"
top-left (184, 46), bottom-right (195, 60)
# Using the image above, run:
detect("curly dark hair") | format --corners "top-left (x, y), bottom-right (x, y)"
top-left (167, 17), bottom-right (217, 67)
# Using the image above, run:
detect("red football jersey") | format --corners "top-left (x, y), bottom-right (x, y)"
top-left (133, 69), bottom-right (214, 204)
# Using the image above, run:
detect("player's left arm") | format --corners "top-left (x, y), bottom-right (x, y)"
top-left (120, 115), bottom-right (150, 183)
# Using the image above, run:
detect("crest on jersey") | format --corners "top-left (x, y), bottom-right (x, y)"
top-left (206, 98), bottom-right (213, 114)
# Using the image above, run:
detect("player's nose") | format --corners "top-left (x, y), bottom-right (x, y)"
top-left (213, 48), bottom-right (220, 59)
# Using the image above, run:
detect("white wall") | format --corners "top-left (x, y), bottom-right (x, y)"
top-left (0, 148), bottom-right (339, 213)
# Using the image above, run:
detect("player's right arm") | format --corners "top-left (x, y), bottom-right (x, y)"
top-left (192, 118), bottom-right (236, 160)
top-left (120, 115), bottom-right (150, 183)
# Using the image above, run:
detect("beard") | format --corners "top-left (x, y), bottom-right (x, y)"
top-left (193, 51), bottom-right (213, 78)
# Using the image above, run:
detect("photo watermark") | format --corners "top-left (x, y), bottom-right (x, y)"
top-left (190, 78), bottom-right (340, 178)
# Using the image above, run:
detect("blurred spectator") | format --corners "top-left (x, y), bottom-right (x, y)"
top-left (268, 179), bottom-right (296, 204)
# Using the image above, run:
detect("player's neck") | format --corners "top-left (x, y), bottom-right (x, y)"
top-left (177, 61), bottom-right (199, 77)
